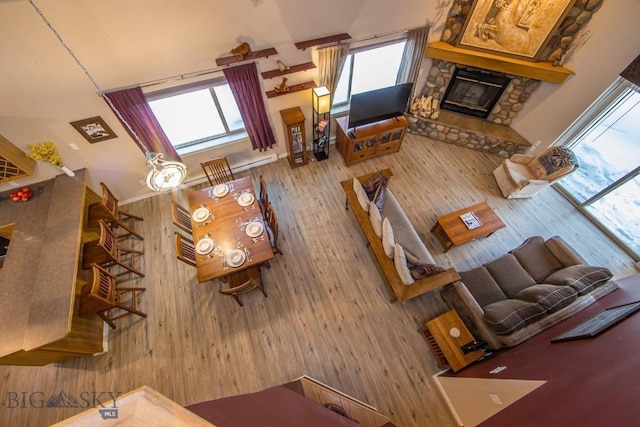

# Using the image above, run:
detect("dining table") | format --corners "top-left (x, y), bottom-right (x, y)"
top-left (188, 176), bottom-right (274, 283)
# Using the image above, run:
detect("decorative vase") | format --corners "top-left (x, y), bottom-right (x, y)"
top-left (60, 166), bottom-right (75, 177)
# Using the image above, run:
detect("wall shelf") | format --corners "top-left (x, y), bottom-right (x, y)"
top-left (261, 62), bottom-right (316, 79)
top-left (295, 33), bottom-right (351, 50)
top-left (266, 81), bottom-right (317, 98)
top-left (215, 47), bottom-right (278, 67)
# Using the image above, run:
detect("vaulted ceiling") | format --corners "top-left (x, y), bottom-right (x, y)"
top-left (0, 0), bottom-right (638, 200)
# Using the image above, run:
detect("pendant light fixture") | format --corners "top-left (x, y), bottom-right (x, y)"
top-left (145, 152), bottom-right (187, 192)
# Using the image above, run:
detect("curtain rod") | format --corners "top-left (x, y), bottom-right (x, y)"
top-left (116, 24), bottom-right (428, 91)
top-left (137, 65), bottom-right (229, 90)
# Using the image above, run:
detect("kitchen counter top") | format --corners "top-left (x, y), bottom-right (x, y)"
top-left (0, 169), bottom-right (103, 364)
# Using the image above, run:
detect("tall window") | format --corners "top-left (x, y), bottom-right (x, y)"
top-left (147, 78), bottom-right (245, 152)
top-left (555, 77), bottom-right (640, 259)
top-left (332, 40), bottom-right (406, 107)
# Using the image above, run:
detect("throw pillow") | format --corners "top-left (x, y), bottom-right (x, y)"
top-left (382, 217), bottom-right (394, 258)
top-left (409, 263), bottom-right (445, 280)
top-left (373, 183), bottom-right (387, 211)
top-left (353, 178), bottom-right (370, 211)
top-left (369, 201), bottom-right (382, 238)
top-left (361, 171), bottom-right (388, 200)
top-left (394, 243), bottom-right (415, 286)
top-left (537, 147), bottom-right (578, 175)
top-left (403, 247), bottom-right (422, 266)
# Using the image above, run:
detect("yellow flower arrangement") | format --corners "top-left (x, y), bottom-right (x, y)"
top-left (27, 141), bottom-right (64, 168)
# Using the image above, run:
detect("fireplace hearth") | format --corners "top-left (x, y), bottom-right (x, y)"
top-left (440, 68), bottom-right (511, 119)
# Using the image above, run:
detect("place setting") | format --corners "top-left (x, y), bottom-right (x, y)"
top-left (245, 220), bottom-right (265, 243)
top-left (194, 234), bottom-right (221, 260)
top-left (235, 215), bottom-right (261, 231)
top-left (209, 184), bottom-right (230, 201)
top-left (236, 191), bottom-right (256, 211)
top-left (192, 204), bottom-right (215, 225)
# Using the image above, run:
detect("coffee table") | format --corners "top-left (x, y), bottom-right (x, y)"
top-left (431, 202), bottom-right (505, 252)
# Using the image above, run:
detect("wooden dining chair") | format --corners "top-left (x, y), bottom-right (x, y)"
top-left (219, 265), bottom-right (266, 307)
top-left (264, 202), bottom-right (282, 255)
top-left (79, 264), bottom-right (147, 329)
top-left (82, 220), bottom-right (145, 278)
top-left (174, 232), bottom-right (197, 267)
top-left (258, 175), bottom-right (269, 218)
top-left (171, 200), bottom-right (192, 234)
top-left (88, 182), bottom-right (144, 240)
top-left (200, 156), bottom-right (235, 186)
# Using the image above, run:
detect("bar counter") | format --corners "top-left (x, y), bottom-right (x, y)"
top-left (0, 168), bottom-right (104, 365)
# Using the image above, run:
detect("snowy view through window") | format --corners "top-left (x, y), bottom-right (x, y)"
top-left (557, 88), bottom-right (640, 256)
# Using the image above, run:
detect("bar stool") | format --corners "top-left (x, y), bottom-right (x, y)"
top-left (82, 220), bottom-right (145, 278)
top-left (88, 182), bottom-right (144, 240)
top-left (79, 264), bottom-right (146, 329)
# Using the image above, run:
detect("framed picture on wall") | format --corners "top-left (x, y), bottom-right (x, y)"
top-left (70, 116), bottom-right (117, 143)
top-left (457, 0), bottom-right (577, 61)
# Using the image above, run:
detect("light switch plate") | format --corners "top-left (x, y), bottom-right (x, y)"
top-left (489, 394), bottom-right (503, 405)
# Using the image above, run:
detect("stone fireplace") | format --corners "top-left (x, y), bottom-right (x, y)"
top-left (408, 58), bottom-right (541, 157)
top-left (440, 67), bottom-right (511, 119)
top-left (407, 0), bottom-right (603, 157)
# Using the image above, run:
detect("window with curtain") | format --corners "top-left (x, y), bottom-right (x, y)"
top-left (555, 76), bottom-right (640, 259)
top-left (146, 77), bottom-right (246, 153)
top-left (332, 40), bottom-right (406, 108)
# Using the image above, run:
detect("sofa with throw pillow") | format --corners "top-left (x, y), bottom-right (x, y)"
top-left (440, 235), bottom-right (619, 349)
top-left (340, 169), bottom-right (460, 302)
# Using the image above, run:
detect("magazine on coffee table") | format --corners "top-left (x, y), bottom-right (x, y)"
top-left (460, 212), bottom-right (483, 229)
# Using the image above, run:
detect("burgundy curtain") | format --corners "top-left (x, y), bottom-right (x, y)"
top-left (223, 63), bottom-right (276, 152)
top-left (103, 87), bottom-right (181, 162)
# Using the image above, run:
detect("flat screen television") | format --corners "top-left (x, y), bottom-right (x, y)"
top-left (551, 301), bottom-right (640, 343)
top-left (347, 83), bottom-right (413, 129)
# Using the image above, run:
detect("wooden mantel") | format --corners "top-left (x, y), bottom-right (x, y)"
top-left (425, 41), bottom-right (574, 84)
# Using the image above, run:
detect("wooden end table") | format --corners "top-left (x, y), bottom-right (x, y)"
top-left (419, 309), bottom-right (484, 372)
top-left (431, 202), bottom-right (505, 252)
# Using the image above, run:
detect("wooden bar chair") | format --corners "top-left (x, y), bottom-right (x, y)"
top-left (79, 264), bottom-right (147, 329)
top-left (171, 201), bottom-right (192, 234)
top-left (258, 175), bottom-right (269, 219)
top-left (82, 220), bottom-right (145, 278)
top-left (88, 182), bottom-right (144, 240)
top-left (219, 265), bottom-right (266, 307)
top-left (200, 156), bottom-right (235, 186)
top-left (264, 202), bottom-right (282, 255)
top-left (174, 232), bottom-right (196, 267)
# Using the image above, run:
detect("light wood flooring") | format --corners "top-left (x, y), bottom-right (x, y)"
top-left (1, 133), bottom-right (636, 427)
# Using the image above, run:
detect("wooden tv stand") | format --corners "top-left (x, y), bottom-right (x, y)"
top-left (335, 115), bottom-right (408, 166)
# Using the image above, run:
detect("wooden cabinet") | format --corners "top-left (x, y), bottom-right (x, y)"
top-left (280, 107), bottom-right (308, 168)
top-left (335, 116), bottom-right (408, 166)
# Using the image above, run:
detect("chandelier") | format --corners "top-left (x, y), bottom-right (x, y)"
top-left (145, 152), bottom-right (187, 192)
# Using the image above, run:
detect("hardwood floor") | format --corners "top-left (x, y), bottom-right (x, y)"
top-left (1, 133), bottom-right (636, 427)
